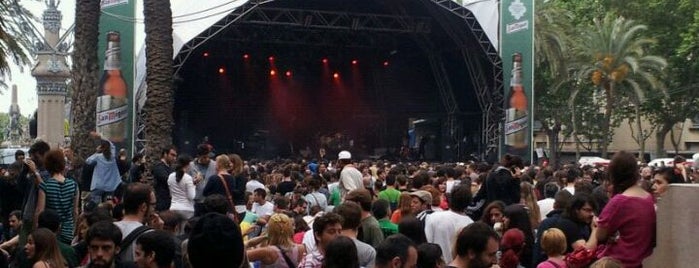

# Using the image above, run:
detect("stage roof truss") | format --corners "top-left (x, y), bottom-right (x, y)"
top-left (419, 0), bottom-right (504, 156)
top-left (240, 7), bottom-right (432, 34)
top-left (218, 25), bottom-right (400, 49)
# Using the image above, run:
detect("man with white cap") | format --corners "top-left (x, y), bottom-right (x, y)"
top-left (337, 150), bottom-right (363, 200)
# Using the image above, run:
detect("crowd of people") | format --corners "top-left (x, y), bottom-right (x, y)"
top-left (0, 135), bottom-right (694, 268)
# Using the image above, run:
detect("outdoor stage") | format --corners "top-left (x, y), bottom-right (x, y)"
top-left (139, 0), bottom-right (503, 161)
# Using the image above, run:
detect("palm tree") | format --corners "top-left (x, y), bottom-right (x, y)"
top-left (534, 0), bottom-right (572, 79)
top-left (143, 0), bottom-right (174, 167)
top-left (575, 14), bottom-right (666, 158)
top-left (0, 0), bottom-right (32, 87)
top-left (534, 0), bottom-right (574, 167)
top-left (70, 0), bottom-right (101, 162)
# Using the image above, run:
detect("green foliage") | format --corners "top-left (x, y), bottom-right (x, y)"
top-left (535, 0), bottom-right (698, 156)
top-left (0, 1), bottom-right (35, 88)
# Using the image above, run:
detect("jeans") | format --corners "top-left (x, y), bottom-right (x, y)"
top-left (89, 189), bottom-right (114, 205)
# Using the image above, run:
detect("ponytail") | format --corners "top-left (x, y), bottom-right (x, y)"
top-left (174, 154), bottom-right (192, 183)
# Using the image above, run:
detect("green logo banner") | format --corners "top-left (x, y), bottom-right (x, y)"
top-left (500, 0), bottom-right (534, 162)
top-left (98, 0), bottom-right (135, 154)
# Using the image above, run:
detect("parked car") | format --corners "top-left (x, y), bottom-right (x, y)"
top-left (648, 157), bottom-right (694, 168)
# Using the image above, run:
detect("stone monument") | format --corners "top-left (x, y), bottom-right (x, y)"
top-left (31, 0), bottom-right (70, 147)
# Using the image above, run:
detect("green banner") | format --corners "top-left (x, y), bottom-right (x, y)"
top-left (98, 0), bottom-right (135, 154)
top-left (500, 0), bottom-right (534, 162)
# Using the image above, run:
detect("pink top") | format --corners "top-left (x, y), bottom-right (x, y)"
top-left (293, 232), bottom-right (305, 244)
top-left (261, 245), bottom-right (302, 268)
top-left (536, 259), bottom-right (567, 268)
top-left (597, 194), bottom-right (656, 268)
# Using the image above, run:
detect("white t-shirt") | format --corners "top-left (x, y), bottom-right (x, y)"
top-left (424, 210), bottom-right (474, 262)
top-left (114, 220), bottom-right (146, 263)
top-left (445, 179), bottom-right (461, 194)
top-left (340, 166), bottom-right (363, 198)
top-left (537, 198), bottom-right (556, 220)
top-left (168, 172), bottom-right (196, 212)
top-left (252, 201), bottom-right (274, 218)
top-left (564, 186), bottom-right (575, 195)
top-left (305, 192), bottom-right (328, 212)
top-left (245, 180), bottom-right (266, 193)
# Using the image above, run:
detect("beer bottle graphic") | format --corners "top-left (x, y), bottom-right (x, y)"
top-left (505, 53), bottom-right (528, 149)
top-left (96, 31), bottom-right (128, 142)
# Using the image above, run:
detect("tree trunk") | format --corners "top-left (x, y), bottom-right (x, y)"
top-left (143, 0), bottom-right (174, 172)
top-left (70, 0), bottom-right (101, 164)
top-left (655, 123), bottom-right (672, 158)
top-left (600, 83), bottom-right (614, 158)
top-left (572, 104), bottom-right (581, 161)
top-left (635, 103), bottom-right (645, 162)
top-left (545, 121), bottom-right (561, 168)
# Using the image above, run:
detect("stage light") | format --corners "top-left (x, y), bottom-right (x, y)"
top-left (285, 70), bottom-right (292, 77)
top-left (322, 58), bottom-right (328, 64)
top-left (270, 69), bottom-right (276, 76)
top-left (383, 61), bottom-right (389, 67)
top-left (218, 67), bottom-right (225, 74)
top-left (333, 72), bottom-right (339, 79)
top-left (268, 56), bottom-right (275, 61)
top-left (203, 52), bottom-right (209, 57)
top-left (243, 54), bottom-right (249, 59)
top-left (352, 60), bottom-right (358, 65)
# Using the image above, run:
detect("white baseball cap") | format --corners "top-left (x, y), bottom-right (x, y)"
top-left (338, 150), bottom-right (352, 160)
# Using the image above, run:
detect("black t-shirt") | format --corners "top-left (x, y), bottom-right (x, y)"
top-left (277, 180), bottom-right (296, 196)
top-left (552, 216), bottom-right (591, 253)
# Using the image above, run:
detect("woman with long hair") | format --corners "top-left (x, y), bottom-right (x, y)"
top-left (499, 228), bottom-right (526, 268)
top-left (246, 213), bottom-right (306, 268)
top-left (322, 236), bottom-right (360, 268)
top-left (203, 155), bottom-right (240, 216)
top-left (228, 154), bottom-right (249, 219)
top-left (479, 200), bottom-right (506, 229)
top-left (596, 151), bottom-right (655, 268)
top-left (35, 149), bottom-right (79, 244)
top-left (520, 182), bottom-right (541, 229)
top-left (25, 228), bottom-right (67, 268)
top-left (168, 154), bottom-right (196, 219)
top-left (503, 204), bottom-right (534, 268)
top-left (390, 192), bottom-right (413, 224)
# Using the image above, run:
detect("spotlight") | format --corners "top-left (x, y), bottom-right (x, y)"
top-left (383, 61), bottom-right (389, 67)
top-left (218, 67), bottom-right (225, 74)
top-left (268, 56), bottom-right (275, 61)
top-left (333, 72), bottom-right (339, 79)
top-left (322, 58), bottom-right (328, 64)
top-left (285, 70), bottom-right (292, 77)
top-left (351, 60), bottom-right (358, 65)
top-left (270, 69), bottom-right (276, 76)
top-left (243, 54), bottom-right (249, 59)
top-left (203, 52), bottom-right (209, 57)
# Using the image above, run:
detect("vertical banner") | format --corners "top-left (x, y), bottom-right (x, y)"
top-left (98, 0), bottom-right (135, 154)
top-left (500, 0), bottom-right (534, 162)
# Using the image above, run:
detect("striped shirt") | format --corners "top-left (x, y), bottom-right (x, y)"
top-left (39, 177), bottom-right (78, 243)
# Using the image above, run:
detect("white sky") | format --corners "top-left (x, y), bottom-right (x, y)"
top-left (1, 0), bottom-right (76, 118)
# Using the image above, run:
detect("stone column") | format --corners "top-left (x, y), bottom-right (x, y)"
top-left (31, 0), bottom-right (70, 147)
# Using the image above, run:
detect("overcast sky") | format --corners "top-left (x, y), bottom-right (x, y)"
top-left (1, 0), bottom-right (76, 117)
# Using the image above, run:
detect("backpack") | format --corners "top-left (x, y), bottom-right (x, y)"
top-left (116, 225), bottom-right (152, 263)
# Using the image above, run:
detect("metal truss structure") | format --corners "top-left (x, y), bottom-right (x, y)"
top-left (141, 0), bottom-right (503, 158)
top-left (421, 0), bottom-right (504, 158)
